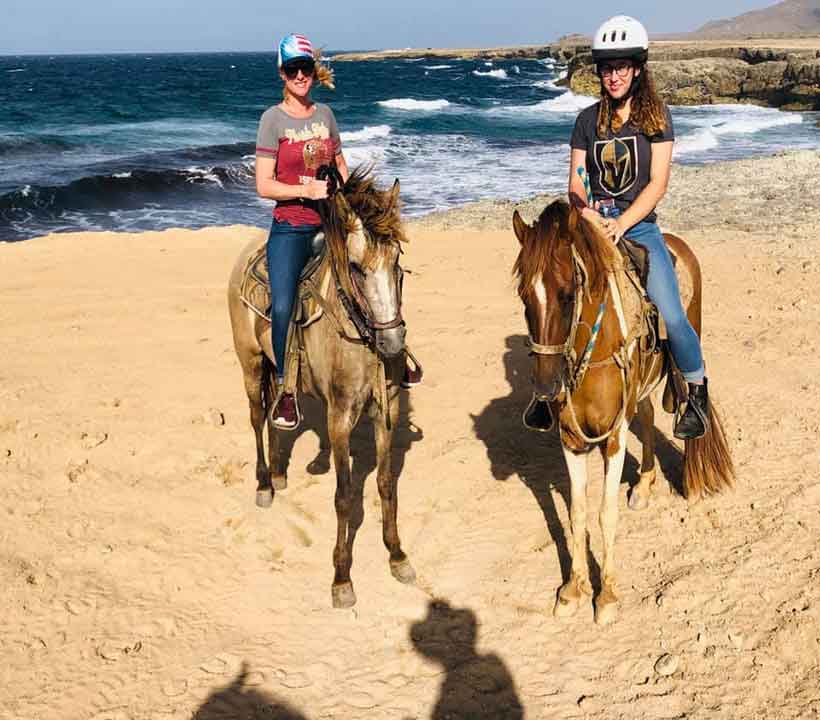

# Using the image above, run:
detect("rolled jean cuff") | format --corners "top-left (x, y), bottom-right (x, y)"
top-left (681, 365), bottom-right (705, 383)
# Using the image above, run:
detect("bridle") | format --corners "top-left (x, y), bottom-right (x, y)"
top-left (525, 242), bottom-right (638, 445)
top-left (317, 163), bottom-right (406, 350)
top-left (527, 245), bottom-right (600, 394)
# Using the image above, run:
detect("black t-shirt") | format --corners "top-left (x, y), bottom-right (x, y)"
top-left (570, 102), bottom-right (674, 223)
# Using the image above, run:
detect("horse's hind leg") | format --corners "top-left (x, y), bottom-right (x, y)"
top-left (243, 352), bottom-right (273, 508)
top-left (370, 397), bottom-right (415, 585)
top-left (328, 402), bottom-right (358, 609)
top-left (628, 397), bottom-right (657, 511)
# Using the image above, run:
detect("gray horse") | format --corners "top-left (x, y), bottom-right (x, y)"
top-left (227, 168), bottom-right (415, 608)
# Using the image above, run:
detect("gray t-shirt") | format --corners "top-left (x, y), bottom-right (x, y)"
top-left (256, 103), bottom-right (342, 225)
top-left (570, 102), bottom-right (674, 223)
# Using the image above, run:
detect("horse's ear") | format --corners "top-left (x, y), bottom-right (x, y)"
top-left (389, 179), bottom-right (400, 205)
top-left (512, 210), bottom-right (529, 244)
top-left (568, 204), bottom-right (581, 234)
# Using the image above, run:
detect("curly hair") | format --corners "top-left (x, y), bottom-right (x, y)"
top-left (596, 64), bottom-right (667, 138)
top-left (282, 49), bottom-right (335, 100)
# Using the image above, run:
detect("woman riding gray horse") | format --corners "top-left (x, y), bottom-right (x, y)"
top-left (255, 33), bottom-right (421, 430)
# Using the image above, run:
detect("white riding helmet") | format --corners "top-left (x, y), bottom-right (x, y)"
top-left (592, 15), bottom-right (649, 64)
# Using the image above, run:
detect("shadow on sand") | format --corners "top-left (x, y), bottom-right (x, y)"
top-left (470, 335), bottom-right (685, 591)
top-left (193, 663), bottom-right (308, 719)
top-left (410, 599), bottom-right (524, 720)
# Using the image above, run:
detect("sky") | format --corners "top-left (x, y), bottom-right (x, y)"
top-left (1, 0), bottom-right (780, 55)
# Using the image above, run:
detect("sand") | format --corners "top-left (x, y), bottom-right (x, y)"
top-left (2, 150), bottom-right (820, 719)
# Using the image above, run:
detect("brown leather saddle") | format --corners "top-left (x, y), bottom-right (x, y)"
top-left (239, 233), bottom-right (329, 326)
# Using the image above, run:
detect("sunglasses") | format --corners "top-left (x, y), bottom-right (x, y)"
top-left (283, 60), bottom-right (316, 79)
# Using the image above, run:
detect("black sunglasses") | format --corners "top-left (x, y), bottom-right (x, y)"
top-left (283, 60), bottom-right (316, 79)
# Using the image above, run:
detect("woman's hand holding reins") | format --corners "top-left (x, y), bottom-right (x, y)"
top-left (302, 178), bottom-right (329, 201)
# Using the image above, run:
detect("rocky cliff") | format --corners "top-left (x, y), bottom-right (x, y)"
top-left (558, 44), bottom-right (820, 110)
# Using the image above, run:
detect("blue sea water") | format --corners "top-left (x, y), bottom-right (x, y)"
top-left (1, 52), bottom-right (818, 241)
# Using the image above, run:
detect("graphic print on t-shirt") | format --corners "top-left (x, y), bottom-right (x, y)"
top-left (593, 136), bottom-right (638, 197)
top-left (280, 121), bottom-right (335, 184)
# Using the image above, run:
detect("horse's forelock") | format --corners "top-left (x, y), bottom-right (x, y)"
top-left (514, 200), bottom-right (571, 302)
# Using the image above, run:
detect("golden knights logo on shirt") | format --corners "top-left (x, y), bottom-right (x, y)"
top-left (593, 137), bottom-right (638, 197)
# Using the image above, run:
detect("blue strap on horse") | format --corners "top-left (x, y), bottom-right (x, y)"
top-left (570, 300), bottom-right (607, 391)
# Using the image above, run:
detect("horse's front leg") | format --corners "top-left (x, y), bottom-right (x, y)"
top-left (370, 392), bottom-right (415, 585)
top-left (266, 377), bottom-right (288, 492)
top-left (328, 401), bottom-right (358, 609)
top-left (555, 445), bottom-right (592, 618)
top-left (595, 422), bottom-right (629, 625)
top-left (628, 397), bottom-right (657, 511)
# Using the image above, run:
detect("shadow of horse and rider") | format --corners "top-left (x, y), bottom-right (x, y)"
top-left (470, 334), bottom-right (686, 590)
top-left (194, 600), bottom-right (523, 720)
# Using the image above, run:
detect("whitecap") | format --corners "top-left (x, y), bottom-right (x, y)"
top-left (377, 98), bottom-right (451, 111)
top-left (487, 91), bottom-right (596, 116)
top-left (112, 172), bottom-right (132, 178)
top-left (673, 128), bottom-right (719, 156)
top-left (424, 65), bottom-right (453, 70)
top-left (341, 124), bottom-right (392, 143)
top-left (473, 69), bottom-right (508, 80)
top-left (6, 68), bottom-right (26, 73)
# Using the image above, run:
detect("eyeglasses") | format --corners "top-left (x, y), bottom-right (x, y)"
top-left (283, 60), bottom-right (315, 79)
top-left (598, 62), bottom-right (633, 78)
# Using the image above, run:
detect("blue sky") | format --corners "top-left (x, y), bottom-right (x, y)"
top-left (2, 0), bottom-right (779, 55)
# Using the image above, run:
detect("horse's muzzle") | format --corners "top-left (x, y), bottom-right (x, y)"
top-left (375, 325), bottom-right (406, 358)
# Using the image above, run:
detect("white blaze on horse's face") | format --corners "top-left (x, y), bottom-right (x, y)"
top-left (347, 218), bottom-right (406, 357)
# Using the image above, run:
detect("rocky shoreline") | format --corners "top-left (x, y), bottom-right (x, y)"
top-left (410, 149), bottom-right (820, 235)
top-left (332, 38), bottom-right (820, 110)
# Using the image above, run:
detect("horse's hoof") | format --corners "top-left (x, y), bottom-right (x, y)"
top-left (628, 490), bottom-right (650, 511)
top-left (271, 474), bottom-right (287, 491)
top-left (554, 586), bottom-right (581, 619)
top-left (594, 584), bottom-right (619, 625)
top-left (390, 558), bottom-right (416, 584)
top-left (255, 489), bottom-right (273, 508)
top-left (331, 582), bottom-right (356, 609)
top-left (306, 457), bottom-right (330, 475)
top-left (594, 599), bottom-right (619, 626)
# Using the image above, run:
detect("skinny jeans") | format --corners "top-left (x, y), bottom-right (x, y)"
top-left (600, 206), bottom-right (705, 382)
top-left (266, 219), bottom-right (320, 382)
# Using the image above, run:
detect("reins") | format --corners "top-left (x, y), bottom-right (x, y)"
top-left (528, 244), bottom-right (636, 445)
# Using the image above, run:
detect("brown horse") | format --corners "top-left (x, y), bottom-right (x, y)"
top-left (512, 199), bottom-right (733, 625)
top-left (227, 168), bottom-right (415, 608)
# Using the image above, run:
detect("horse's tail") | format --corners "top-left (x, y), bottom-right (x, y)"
top-left (683, 399), bottom-right (734, 499)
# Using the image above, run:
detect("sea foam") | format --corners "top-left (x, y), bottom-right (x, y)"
top-left (341, 125), bottom-right (392, 143)
top-left (377, 98), bottom-right (451, 111)
top-left (473, 69), bottom-right (508, 80)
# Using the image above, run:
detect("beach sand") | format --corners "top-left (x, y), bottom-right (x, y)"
top-left (2, 150), bottom-right (820, 719)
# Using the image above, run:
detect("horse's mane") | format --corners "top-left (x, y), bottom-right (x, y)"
top-left (513, 199), bottom-right (617, 301)
top-left (318, 166), bottom-right (405, 294)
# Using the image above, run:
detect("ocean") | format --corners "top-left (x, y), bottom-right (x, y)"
top-left (1, 52), bottom-right (818, 241)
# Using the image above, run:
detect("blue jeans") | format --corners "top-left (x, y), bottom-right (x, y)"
top-left (601, 206), bottom-right (705, 382)
top-left (266, 220), bottom-right (320, 382)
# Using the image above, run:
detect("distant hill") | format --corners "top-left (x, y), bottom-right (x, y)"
top-left (690, 0), bottom-right (820, 38)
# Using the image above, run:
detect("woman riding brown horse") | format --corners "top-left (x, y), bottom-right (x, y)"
top-left (513, 198), bottom-right (733, 624)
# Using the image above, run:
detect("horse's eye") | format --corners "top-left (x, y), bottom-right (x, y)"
top-left (350, 262), bottom-right (364, 275)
